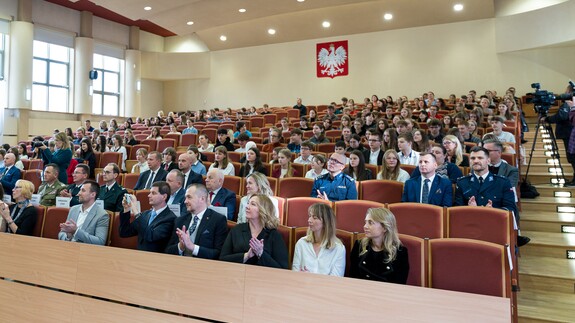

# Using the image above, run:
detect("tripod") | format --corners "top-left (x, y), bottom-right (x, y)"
top-left (524, 111), bottom-right (566, 186)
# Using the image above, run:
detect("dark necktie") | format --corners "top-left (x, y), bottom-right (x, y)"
top-left (478, 176), bottom-right (484, 188)
top-left (145, 171), bottom-right (155, 189)
top-left (422, 178), bottom-right (430, 204)
top-left (189, 215), bottom-right (199, 238)
top-left (164, 163), bottom-right (169, 171)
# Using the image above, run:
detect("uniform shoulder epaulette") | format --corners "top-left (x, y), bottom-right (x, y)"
top-left (342, 173), bottom-right (355, 182)
top-left (317, 173), bottom-right (330, 180)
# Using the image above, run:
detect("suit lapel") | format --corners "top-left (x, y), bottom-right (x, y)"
top-left (194, 210), bottom-right (210, 243)
top-left (80, 206), bottom-right (98, 230)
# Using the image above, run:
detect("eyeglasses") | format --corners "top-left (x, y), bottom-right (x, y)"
top-left (442, 141), bottom-right (455, 145)
top-left (102, 170), bottom-right (113, 174)
top-left (14, 186), bottom-right (21, 189)
top-left (72, 171), bottom-right (86, 175)
top-left (328, 158), bottom-right (345, 166)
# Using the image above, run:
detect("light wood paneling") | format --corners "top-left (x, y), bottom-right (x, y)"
top-left (0, 234), bottom-right (79, 291)
top-left (74, 245), bottom-right (245, 322)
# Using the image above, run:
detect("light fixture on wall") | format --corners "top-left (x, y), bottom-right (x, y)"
top-left (89, 85), bottom-right (93, 96)
top-left (136, 80), bottom-right (141, 91)
top-left (25, 88), bottom-right (31, 101)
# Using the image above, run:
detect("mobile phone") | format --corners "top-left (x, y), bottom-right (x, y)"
top-left (125, 194), bottom-right (131, 204)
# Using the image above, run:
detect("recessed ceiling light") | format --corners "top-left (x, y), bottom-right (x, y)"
top-left (454, 4), bottom-right (463, 11)
top-left (239, 8), bottom-right (246, 13)
top-left (268, 29), bottom-right (276, 35)
top-left (186, 21), bottom-right (194, 26)
top-left (144, 6), bottom-right (152, 11)
top-left (297, 0), bottom-right (305, 2)
top-left (322, 21), bottom-right (331, 28)
top-left (220, 35), bottom-right (227, 41)
top-left (383, 13), bottom-right (393, 20)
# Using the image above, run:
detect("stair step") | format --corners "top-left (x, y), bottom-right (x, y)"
top-left (518, 256), bottom-right (575, 293)
top-left (521, 197), bottom-right (575, 212)
top-left (521, 211), bottom-right (575, 232)
top-left (520, 173), bottom-right (571, 185)
top-left (529, 184), bottom-right (575, 198)
top-left (518, 289), bottom-right (575, 323)
top-left (520, 231), bottom-right (575, 259)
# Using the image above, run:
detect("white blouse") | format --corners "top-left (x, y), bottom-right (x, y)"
top-left (292, 237), bottom-right (346, 276)
top-left (208, 162), bottom-right (235, 176)
top-left (305, 168), bottom-right (328, 180)
top-left (376, 168), bottom-right (410, 183)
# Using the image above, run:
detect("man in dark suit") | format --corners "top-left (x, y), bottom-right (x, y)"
top-left (483, 139), bottom-right (519, 188)
top-left (58, 180), bottom-right (109, 245)
top-left (166, 169), bottom-right (186, 216)
top-left (165, 183), bottom-right (228, 259)
top-left (177, 152), bottom-right (203, 189)
top-left (119, 181), bottom-right (176, 253)
top-left (0, 153), bottom-right (21, 196)
top-left (205, 169), bottom-right (236, 220)
top-left (59, 164), bottom-right (89, 207)
top-left (362, 133), bottom-right (384, 166)
top-left (133, 151), bottom-right (168, 190)
top-left (402, 152), bottom-right (452, 207)
top-left (99, 163), bottom-right (127, 212)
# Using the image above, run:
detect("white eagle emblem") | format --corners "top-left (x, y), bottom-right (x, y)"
top-left (318, 44), bottom-right (347, 78)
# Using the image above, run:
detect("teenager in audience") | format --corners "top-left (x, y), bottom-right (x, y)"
top-left (397, 133), bottom-right (420, 166)
top-left (412, 129), bottom-right (432, 153)
top-left (208, 146), bottom-right (235, 176)
top-left (198, 134), bottom-right (214, 153)
top-left (294, 141), bottom-right (314, 165)
top-left (351, 118), bottom-right (366, 137)
top-left (305, 154), bottom-right (328, 179)
top-left (299, 117), bottom-right (311, 131)
top-left (77, 138), bottom-right (96, 178)
top-left (377, 149), bottom-right (410, 182)
top-left (147, 126), bottom-right (163, 140)
top-left (237, 173), bottom-right (279, 223)
top-left (131, 148), bottom-right (149, 174)
top-left (17, 144), bottom-right (29, 160)
top-left (124, 129), bottom-right (139, 146)
top-left (309, 123), bottom-right (330, 145)
top-left (308, 109), bottom-right (317, 123)
top-left (350, 207), bottom-right (409, 284)
top-left (272, 149), bottom-right (297, 178)
top-left (110, 134), bottom-right (128, 172)
top-left (345, 150), bottom-right (372, 181)
top-left (292, 203), bottom-right (345, 276)
top-left (220, 194), bottom-right (288, 269)
top-left (239, 147), bottom-right (267, 177)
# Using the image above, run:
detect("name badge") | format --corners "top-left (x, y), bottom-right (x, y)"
top-left (209, 206), bottom-right (228, 218)
top-left (56, 197), bottom-right (72, 208)
top-left (2, 195), bottom-right (11, 203)
top-left (168, 204), bottom-right (181, 217)
top-left (31, 194), bottom-right (41, 206)
top-left (95, 199), bottom-right (105, 209)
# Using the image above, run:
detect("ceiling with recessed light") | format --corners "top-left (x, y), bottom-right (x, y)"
top-left (46, 0), bottom-right (497, 51)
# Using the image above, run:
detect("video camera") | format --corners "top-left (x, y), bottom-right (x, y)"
top-left (528, 81), bottom-right (574, 116)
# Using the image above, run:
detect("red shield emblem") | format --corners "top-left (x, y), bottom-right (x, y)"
top-left (316, 40), bottom-right (348, 78)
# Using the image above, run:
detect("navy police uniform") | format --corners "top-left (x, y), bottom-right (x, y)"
top-left (455, 172), bottom-right (518, 221)
top-left (311, 172), bottom-right (357, 201)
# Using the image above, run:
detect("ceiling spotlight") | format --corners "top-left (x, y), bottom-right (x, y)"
top-left (268, 29), bottom-right (276, 35)
top-left (239, 8), bottom-right (246, 13)
top-left (322, 21), bottom-right (331, 28)
top-left (144, 6), bottom-right (152, 11)
top-left (186, 21), bottom-right (194, 26)
top-left (454, 4), bottom-right (464, 11)
top-left (383, 13), bottom-right (393, 20)
top-left (297, 0), bottom-right (305, 2)
top-left (220, 35), bottom-right (227, 41)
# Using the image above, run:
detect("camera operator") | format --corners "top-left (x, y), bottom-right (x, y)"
top-left (542, 84), bottom-right (575, 185)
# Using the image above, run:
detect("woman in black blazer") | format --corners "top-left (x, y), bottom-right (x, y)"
top-left (220, 194), bottom-right (288, 269)
top-left (0, 180), bottom-right (37, 236)
top-left (239, 147), bottom-right (267, 177)
top-left (350, 207), bottom-right (409, 284)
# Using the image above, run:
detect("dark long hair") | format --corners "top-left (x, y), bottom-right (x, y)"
top-left (346, 150), bottom-right (370, 181)
top-left (241, 147), bottom-right (264, 177)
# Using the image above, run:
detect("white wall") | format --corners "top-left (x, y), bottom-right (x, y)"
top-left (159, 18), bottom-right (575, 112)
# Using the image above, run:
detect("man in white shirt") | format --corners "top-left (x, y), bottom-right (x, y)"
top-left (58, 180), bottom-right (109, 245)
top-left (483, 116), bottom-right (516, 152)
top-left (362, 133), bottom-right (383, 166)
top-left (294, 141), bottom-right (314, 165)
top-left (398, 133), bottom-right (420, 166)
top-left (165, 183), bottom-right (228, 259)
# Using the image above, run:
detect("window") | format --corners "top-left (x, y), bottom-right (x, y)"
top-left (32, 40), bottom-right (72, 112)
top-left (92, 53), bottom-right (122, 116)
top-left (0, 33), bottom-right (5, 81)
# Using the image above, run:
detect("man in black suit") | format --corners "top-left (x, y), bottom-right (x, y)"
top-left (165, 183), bottom-right (228, 259)
top-left (177, 152), bottom-right (203, 189)
top-left (119, 181), bottom-right (176, 253)
top-left (205, 169), bottom-right (236, 220)
top-left (133, 151), bottom-right (168, 190)
top-left (58, 164), bottom-right (89, 207)
top-left (99, 163), bottom-right (127, 212)
top-left (362, 133), bottom-right (384, 166)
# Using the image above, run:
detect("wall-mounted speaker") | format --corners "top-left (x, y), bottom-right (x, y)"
top-left (89, 70), bottom-right (98, 80)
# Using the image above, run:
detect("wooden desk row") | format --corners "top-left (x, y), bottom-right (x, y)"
top-left (0, 234), bottom-right (510, 322)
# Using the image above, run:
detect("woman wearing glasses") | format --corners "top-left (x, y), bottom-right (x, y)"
top-left (0, 180), bottom-right (37, 235)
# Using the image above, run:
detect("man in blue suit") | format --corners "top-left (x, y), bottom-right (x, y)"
top-left (0, 153), bottom-right (21, 197)
top-left (119, 181), bottom-right (176, 253)
top-left (166, 169), bottom-right (186, 214)
top-left (133, 151), bottom-right (168, 190)
top-left (205, 169), bottom-right (236, 220)
top-left (402, 152), bottom-right (452, 207)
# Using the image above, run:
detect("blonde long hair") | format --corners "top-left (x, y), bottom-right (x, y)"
top-left (304, 203), bottom-right (340, 249)
top-left (359, 208), bottom-right (402, 263)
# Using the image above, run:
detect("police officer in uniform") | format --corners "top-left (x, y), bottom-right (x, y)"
top-left (455, 146), bottom-right (529, 246)
top-left (311, 153), bottom-right (357, 201)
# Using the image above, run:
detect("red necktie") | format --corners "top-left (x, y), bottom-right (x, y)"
top-left (209, 191), bottom-right (214, 203)
top-left (164, 163), bottom-right (169, 171)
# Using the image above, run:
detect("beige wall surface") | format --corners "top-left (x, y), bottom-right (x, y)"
top-left (156, 18), bottom-right (575, 114)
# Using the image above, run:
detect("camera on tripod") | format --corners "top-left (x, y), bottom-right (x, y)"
top-left (527, 81), bottom-right (574, 116)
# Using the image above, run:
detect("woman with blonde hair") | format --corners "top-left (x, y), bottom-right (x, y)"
top-left (0, 180), bottom-right (37, 235)
top-left (237, 172), bottom-right (279, 223)
top-left (272, 148), bottom-right (298, 178)
top-left (292, 203), bottom-right (345, 276)
top-left (208, 146), bottom-right (235, 176)
top-left (220, 194), bottom-right (288, 268)
top-left (40, 132), bottom-right (72, 184)
top-left (131, 148), bottom-right (149, 173)
top-left (147, 126), bottom-right (162, 140)
top-left (377, 149), bottom-right (409, 182)
top-left (350, 207), bottom-right (409, 284)
top-left (442, 134), bottom-right (469, 167)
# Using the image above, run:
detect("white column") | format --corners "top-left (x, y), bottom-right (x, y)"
top-left (74, 37), bottom-right (94, 115)
top-left (124, 49), bottom-right (141, 118)
top-left (7, 21), bottom-right (33, 110)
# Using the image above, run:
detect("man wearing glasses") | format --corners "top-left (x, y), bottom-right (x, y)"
top-left (59, 164), bottom-right (89, 207)
top-left (362, 133), bottom-right (384, 166)
top-left (311, 153), bottom-right (357, 201)
top-left (99, 163), bottom-right (127, 212)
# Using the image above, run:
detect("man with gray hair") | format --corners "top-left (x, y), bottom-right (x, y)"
top-left (204, 169), bottom-right (236, 220)
top-left (166, 169), bottom-right (186, 207)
